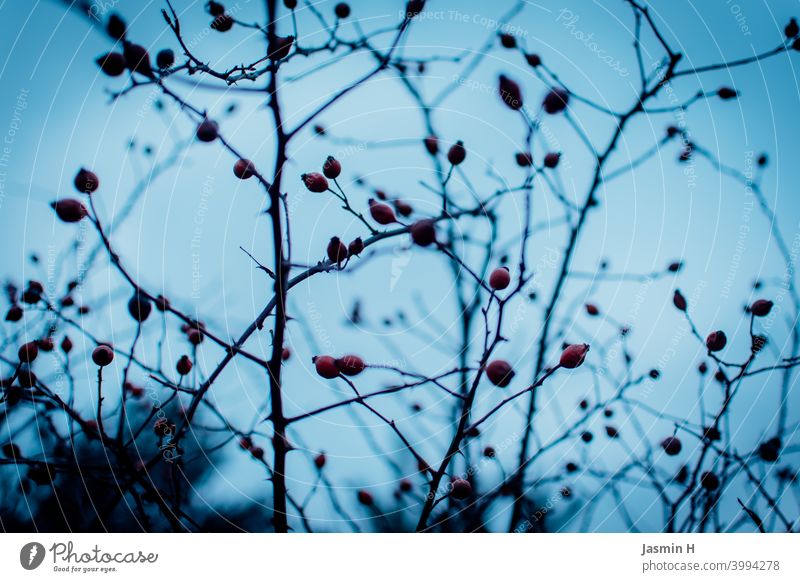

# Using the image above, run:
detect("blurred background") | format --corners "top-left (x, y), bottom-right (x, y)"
top-left (0, 0), bottom-right (798, 532)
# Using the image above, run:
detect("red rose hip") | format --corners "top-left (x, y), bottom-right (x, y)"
top-left (750, 299), bottom-right (773, 317)
top-left (323, 156), bottom-right (341, 179)
top-left (447, 141), bottom-right (466, 165)
top-left (92, 345), bottom-right (114, 367)
top-left (301, 172), bottom-right (329, 193)
top-left (314, 355), bottom-right (339, 379)
top-left (489, 267), bottom-right (511, 290)
top-left (234, 159), bottom-right (256, 179)
top-left (335, 354), bottom-right (365, 376)
top-left (485, 359), bottom-right (514, 387)
top-left (560, 343), bottom-right (589, 369)
top-left (705, 331), bottom-right (727, 352)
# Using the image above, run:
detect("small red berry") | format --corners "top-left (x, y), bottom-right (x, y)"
top-left (127, 292), bottom-right (152, 322)
top-left (176, 355), bottom-right (193, 376)
top-left (543, 152), bottom-right (561, 168)
top-left (22, 283), bottom-right (42, 304)
top-left (208, 1), bottom-right (225, 15)
top-left (348, 237), bottom-right (364, 256)
top-left (410, 220), bottom-right (436, 247)
top-left (357, 490), bottom-right (374, 505)
top-left (542, 88), bottom-right (569, 114)
top-left (758, 437), bottom-right (781, 462)
top-left (187, 328), bottom-right (204, 345)
top-left (196, 118), bottom-right (219, 142)
top-left (327, 237), bottom-right (348, 265)
top-left (301, 172), bottom-right (329, 193)
top-left (450, 478), bottom-right (472, 499)
top-left (51, 199), bottom-right (88, 223)
top-left (314, 355), bottom-right (339, 379)
top-left (18, 368), bottom-right (37, 388)
top-left (485, 359), bottom-right (514, 387)
top-left (525, 53), bottom-right (542, 67)
top-left (698, 361), bottom-right (708, 375)
top-left (268, 34), bottom-right (294, 61)
top-left (5, 305), bottom-right (23, 322)
top-left (423, 135), bottom-right (439, 155)
top-left (92, 345), bottom-right (114, 367)
top-left (336, 354), bottom-right (365, 376)
top-left (156, 48), bottom-right (175, 69)
top-left (18, 342), bottom-right (39, 363)
top-left (673, 289), bottom-right (687, 311)
top-left (74, 168), bottom-right (99, 193)
top-left (282, 347), bottom-right (291, 361)
top-left (585, 303), bottom-right (599, 316)
top-left (717, 87), bottom-right (738, 100)
top-left (786, 18), bottom-right (799, 38)
top-left (106, 13), bottom-right (127, 40)
top-left (368, 199), bottom-right (397, 225)
top-left (60, 336), bottom-right (73, 354)
top-left (123, 43), bottom-right (154, 78)
top-left (334, 3), bottom-right (350, 18)
top-left (125, 382), bottom-right (144, 398)
top-left (498, 75), bottom-right (523, 110)
top-left (661, 437), bottom-right (682, 456)
top-left (211, 13), bottom-right (234, 32)
top-left (447, 141), bottom-right (466, 165)
top-left (667, 260), bottom-right (683, 272)
top-left (489, 267), bottom-right (511, 290)
top-left (515, 152), bottom-right (533, 167)
top-left (393, 199), bottom-right (413, 217)
top-left (499, 33), bottom-right (516, 48)
top-left (700, 471), bottom-right (719, 490)
top-left (322, 156), bottom-right (341, 179)
top-left (706, 331), bottom-right (727, 352)
top-left (234, 159), bottom-right (256, 179)
top-left (314, 452), bottom-right (326, 469)
top-left (155, 295), bottom-right (170, 312)
top-left (750, 299), bottom-right (773, 317)
top-left (560, 343), bottom-right (589, 369)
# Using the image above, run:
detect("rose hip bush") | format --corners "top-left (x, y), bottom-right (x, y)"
top-left (1, 1), bottom-right (799, 532)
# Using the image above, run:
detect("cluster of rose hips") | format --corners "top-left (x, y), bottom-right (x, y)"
top-left (238, 435), bottom-right (265, 461)
top-left (314, 354), bottom-right (365, 379)
top-left (207, 1), bottom-right (234, 32)
top-left (180, 320), bottom-right (206, 346)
